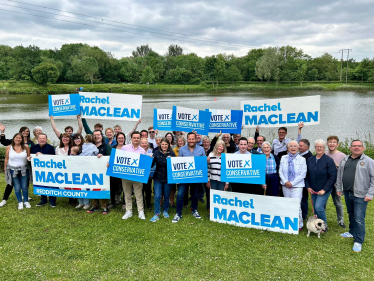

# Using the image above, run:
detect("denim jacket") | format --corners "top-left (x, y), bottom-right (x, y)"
top-left (152, 150), bottom-right (175, 183)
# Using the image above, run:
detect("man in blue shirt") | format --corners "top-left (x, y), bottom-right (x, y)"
top-left (30, 133), bottom-right (57, 207)
top-left (172, 132), bottom-right (205, 223)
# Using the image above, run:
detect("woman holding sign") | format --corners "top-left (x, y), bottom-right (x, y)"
top-left (150, 138), bottom-right (175, 222)
top-left (279, 140), bottom-right (307, 231)
top-left (261, 142), bottom-right (281, 196)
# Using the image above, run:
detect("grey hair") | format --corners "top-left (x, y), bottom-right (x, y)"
top-left (155, 135), bottom-right (163, 140)
top-left (262, 141), bottom-right (271, 148)
top-left (202, 136), bottom-right (211, 142)
top-left (315, 139), bottom-right (326, 147)
top-left (247, 137), bottom-right (255, 142)
top-left (287, 140), bottom-right (299, 148)
top-left (33, 126), bottom-right (43, 134)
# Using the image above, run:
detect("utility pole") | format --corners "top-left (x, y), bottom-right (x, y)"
top-left (339, 50), bottom-right (346, 82)
top-left (346, 49), bottom-right (352, 84)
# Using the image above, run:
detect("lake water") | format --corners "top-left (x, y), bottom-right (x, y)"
top-left (0, 91), bottom-right (373, 146)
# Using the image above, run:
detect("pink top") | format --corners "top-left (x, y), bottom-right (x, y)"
top-left (325, 150), bottom-right (346, 167)
top-left (121, 144), bottom-right (146, 155)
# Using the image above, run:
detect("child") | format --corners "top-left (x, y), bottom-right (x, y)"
top-left (80, 134), bottom-right (99, 156)
top-left (70, 146), bottom-right (80, 156)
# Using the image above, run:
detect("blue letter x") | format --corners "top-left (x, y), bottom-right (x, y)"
top-left (244, 160), bottom-right (251, 167)
top-left (224, 115), bottom-right (230, 121)
top-left (188, 162), bottom-right (194, 169)
top-left (192, 115), bottom-right (197, 120)
top-left (131, 159), bottom-right (138, 165)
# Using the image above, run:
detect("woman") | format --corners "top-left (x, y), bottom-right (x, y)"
top-left (19, 127), bottom-right (35, 147)
top-left (165, 132), bottom-right (176, 149)
top-left (108, 132), bottom-right (126, 209)
top-left (170, 135), bottom-right (186, 207)
top-left (206, 140), bottom-right (229, 213)
top-left (105, 127), bottom-right (117, 147)
top-left (4, 133), bottom-right (31, 209)
top-left (140, 138), bottom-right (153, 210)
top-left (279, 140), bottom-right (307, 231)
top-left (153, 136), bottom-right (163, 152)
top-left (305, 139), bottom-right (337, 232)
top-left (261, 142), bottom-right (280, 196)
top-left (55, 133), bottom-right (73, 156)
top-left (150, 138), bottom-right (175, 222)
top-left (72, 133), bottom-right (84, 155)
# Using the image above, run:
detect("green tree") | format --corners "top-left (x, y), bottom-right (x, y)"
top-left (31, 62), bottom-right (60, 86)
top-left (0, 62), bottom-right (9, 87)
top-left (119, 58), bottom-right (139, 82)
top-left (132, 45), bottom-right (153, 57)
top-left (72, 57), bottom-right (99, 87)
top-left (141, 66), bottom-right (155, 88)
top-left (255, 47), bottom-right (282, 84)
top-left (354, 58), bottom-right (372, 82)
top-left (11, 45), bottom-right (41, 80)
top-left (225, 65), bottom-right (242, 85)
top-left (166, 44), bottom-right (183, 57)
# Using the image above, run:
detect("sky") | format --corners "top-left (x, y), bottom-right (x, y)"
top-left (0, 0), bottom-right (373, 61)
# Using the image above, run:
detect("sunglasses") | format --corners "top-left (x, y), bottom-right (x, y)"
top-left (149, 131), bottom-right (155, 133)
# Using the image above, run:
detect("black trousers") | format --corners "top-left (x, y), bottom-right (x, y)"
top-left (142, 178), bottom-right (152, 208)
top-left (3, 184), bottom-right (13, 201)
top-left (110, 176), bottom-right (123, 205)
top-left (231, 183), bottom-right (263, 195)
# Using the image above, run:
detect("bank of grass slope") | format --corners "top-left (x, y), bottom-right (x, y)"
top-left (1, 81), bottom-right (374, 95)
top-left (0, 174), bottom-right (373, 280)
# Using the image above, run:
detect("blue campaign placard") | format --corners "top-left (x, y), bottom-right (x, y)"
top-left (167, 156), bottom-right (208, 184)
top-left (106, 149), bottom-right (152, 184)
top-left (33, 185), bottom-right (110, 199)
top-left (221, 153), bottom-right (266, 184)
top-left (153, 108), bottom-right (172, 131)
top-left (48, 94), bottom-right (81, 116)
top-left (171, 106), bottom-right (211, 135)
top-left (206, 109), bottom-right (243, 134)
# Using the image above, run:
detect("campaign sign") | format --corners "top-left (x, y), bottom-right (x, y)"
top-left (31, 154), bottom-right (110, 199)
top-left (153, 109), bottom-right (172, 131)
top-left (48, 94), bottom-right (80, 117)
top-left (206, 109), bottom-right (243, 134)
top-left (167, 156), bottom-right (208, 184)
top-left (241, 95), bottom-right (320, 128)
top-left (221, 153), bottom-right (266, 184)
top-left (171, 106), bottom-right (211, 135)
top-left (80, 92), bottom-right (142, 121)
top-left (210, 190), bottom-right (299, 234)
top-left (106, 149), bottom-right (152, 183)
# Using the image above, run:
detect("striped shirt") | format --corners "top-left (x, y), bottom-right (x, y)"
top-left (208, 152), bottom-right (228, 183)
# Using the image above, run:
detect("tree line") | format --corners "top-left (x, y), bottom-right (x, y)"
top-left (0, 43), bottom-right (373, 87)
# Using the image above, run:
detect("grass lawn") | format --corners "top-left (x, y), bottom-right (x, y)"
top-left (0, 174), bottom-right (373, 280)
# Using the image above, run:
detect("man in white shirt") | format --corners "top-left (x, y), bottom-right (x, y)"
top-left (147, 126), bottom-right (158, 148)
top-left (270, 122), bottom-right (304, 157)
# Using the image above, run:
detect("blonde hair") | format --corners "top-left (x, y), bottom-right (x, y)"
top-left (85, 134), bottom-right (94, 144)
top-left (213, 140), bottom-right (227, 156)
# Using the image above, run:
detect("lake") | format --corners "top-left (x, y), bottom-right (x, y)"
top-left (0, 91), bottom-right (373, 146)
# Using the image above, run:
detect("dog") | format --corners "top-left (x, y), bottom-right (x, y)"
top-left (306, 215), bottom-right (327, 238)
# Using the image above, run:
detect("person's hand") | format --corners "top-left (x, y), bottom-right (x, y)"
top-left (224, 184), bottom-right (229, 191)
top-left (77, 114), bottom-right (81, 119)
top-left (307, 188), bottom-right (314, 194)
top-left (298, 122), bottom-right (304, 130)
top-left (207, 156), bottom-right (210, 163)
top-left (262, 184), bottom-right (267, 190)
top-left (256, 126), bottom-right (260, 133)
top-left (36, 152), bottom-right (43, 156)
top-left (0, 123), bottom-right (6, 133)
top-left (364, 196), bottom-right (372, 202)
top-left (241, 125), bottom-right (244, 130)
top-left (285, 181), bottom-right (292, 188)
top-left (318, 189), bottom-right (325, 195)
top-left (49, 115), bottom-right (54, 120)
top-left (215, 130), bottom-right (222, 138)
top-left (97, 154), bottom-right (103, 158)
top-left (137, 118), bottom-right (142, 124)
top-left (155, 129), bottom-right (159, 135)
top-left (206, 181), bottom-right (211, 189)
top-left (27, 156), bottom-right (32, 161)
top-left (337, 191), bottom-right (342, 196)
top-left (106, 163), bottom-right (110, 168)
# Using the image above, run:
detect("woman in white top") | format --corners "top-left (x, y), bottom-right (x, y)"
top-left (279, 140), bottom-right (307, 230)
top-left (4, 133), bottom-right (30, 209)
top-left (55, 133), bottom-right (72, 155)
top-left (207, 140), bottom-right (229, 191)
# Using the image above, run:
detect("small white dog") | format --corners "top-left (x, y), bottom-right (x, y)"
top-left (306, 215), bottom-right (327, 238)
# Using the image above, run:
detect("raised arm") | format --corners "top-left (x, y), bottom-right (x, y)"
top-left (76, 115), bottom-right (83, 135)
top-left (127, 118), bottom-right (142, 136)
top-left (0, 123), bottom-right (11, 146)
top-left (82, 118), bottom-right (93, 135)
top-left (49, 115), bottom-right (62, 139)
top-left (296, 122), bottom-right (303, 142)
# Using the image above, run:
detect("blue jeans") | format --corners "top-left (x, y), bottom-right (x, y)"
top-left (344, 191), bottom-right (368, 244)
top-left (11, 170), bottom-right (29, 203)
top-left (153, 180), bottom-right (171, 215)
top-left (40, 187), bottom-right (58, 205)
top-left (78, 198), bottom-right (90, 205)
top-left (311, 189), bottom-right (332, 224)
top-left (176, 183), bottom-right (199, 216)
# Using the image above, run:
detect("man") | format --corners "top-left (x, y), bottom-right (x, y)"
top-left (336, 140), bottom-right (374, 252)
top-left (233, 134), bottom-right (241, 149)
top-left (267, 122), bottom-right (303, 158)
top-left (247, 137), bottom-right (260, 154)
top-left (231, 137), bottom-right (262, 195)
top-left (298, 139), bottom-right (313, 220)
top-left (325, 136), bottom-right (346, 228)
top-left (113, 125), bottom-right (122, 135)
top-left (31, 134), bottom-right (57, 207)
top-left (86, 130), bottom-right (112, 215)
top-left (148, 126), bottom-right (158, 148)
top-left (30, 126), bottom-right (52, 145)
top-left (172, 132), bottom-right (205, 223)
top-left (121, 131), bottom-right (147, 220)
top-left (256, 136), bottom-right (265, 153)
top-left (49, 114), bottom-right (83, 140)
top-left (202, 136), bottom-right (211, 155)
top-left (195, 134), bottom-right (203, 146)
top-left (198, 136), bottom-right (211, 203)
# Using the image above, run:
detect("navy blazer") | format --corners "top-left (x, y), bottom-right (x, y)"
top-left (305, 154), bottom-right (337, 192)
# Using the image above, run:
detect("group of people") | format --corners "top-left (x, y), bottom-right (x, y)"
top-left (1, 117), bottom-right (373, 253)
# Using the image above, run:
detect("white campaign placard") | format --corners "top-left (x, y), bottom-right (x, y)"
top-left (210, 189), bottom-right (300, 234)
top-left (80, 92), bottom-right (142, 121)
top-left (241, 95), bottom-right (320, 128)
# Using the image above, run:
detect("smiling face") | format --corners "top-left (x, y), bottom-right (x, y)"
top-left (117, 134), bottom-right (125, 146)
top-left (327, 139), bottom-right (339, 152)
top-left (262, 144), bottom-right (271, 156)
top-left (141, 131), bottom-right (148, 138)
top-left (161, 141), bottom-right (169, 152)
top-left (239, 140), bottom-right (248, 153)
top-left (288, 141), bottom-right (299, 154)
top-left (106, 129), bottom-right (113, 139)
top-left (257, 136), bottom-right (264, 148)
top-left (21, 129), bottom-right (30, 138)
top-left (74, 137), bottom-right (82, 146)
top-left (315, 142), bottom-right (325, 156)
top-left (131, 133), bottom-right (141, 146)
top-left (140, 139), bottom-right (148, 151)
top-left (247, 138), bottom-right (255, 150)
top-left (13, 134), bottom-right (22, 145)
top-left (62, 136), bottom-right (70, 146)
top-left (187, 134), bottom-right (196, 148)
top-left (298, 141), bottom-right (308, 154)
top-left (196, 134), bottom-right (202, 143)
top-left (217, 144), bottom-right (224, 154)
top-left (166, 134), bottom-right (173, 143)
top-left (34, 128), bottom-right (42, 137)
top-left (222, 134), bottom-right (230, 144)
top-left (177, 138), bottom-right (185, 147)
top-left (65, 128), bottom-right (73, 135)
top-left (156, 137), bottom-right (162, 147)
top-left (278, 129), bottom-right (287, 141)
top-left (93, 131), bottom-right (102, 143)
top-left (233, 134), bottom-right (241, 145)
top-left (203, 139), bottom-right (210, 150)
top-left (350, 141), bottom-right (365, 157)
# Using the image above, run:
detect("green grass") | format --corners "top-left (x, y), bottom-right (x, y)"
top-left (1, 80), bottom-right (374, 95)
top-left (0, 174), bottom-right (373, 280)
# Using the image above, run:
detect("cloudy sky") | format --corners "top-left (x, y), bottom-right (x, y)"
top-left (0, 0), bottom-right (372, 60)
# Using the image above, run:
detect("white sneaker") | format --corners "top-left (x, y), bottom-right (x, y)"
top-left (24, 202), bottom-right (31, 209)
top-left (18, 202), bottom-right (24, 210)
top-left (0, 200), bottom-right (6, 207)
top-left (138, 211), bottom-right (145, 220)
top-left (75, 204), bottom-right (84, 209)
top-left (83, 205), bottom-right (91, 210)
top-left (122, 211), bottom-right (133, 220)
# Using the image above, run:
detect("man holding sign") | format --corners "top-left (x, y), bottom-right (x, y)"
top-left (172, 132), bottom-right (206, 223)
